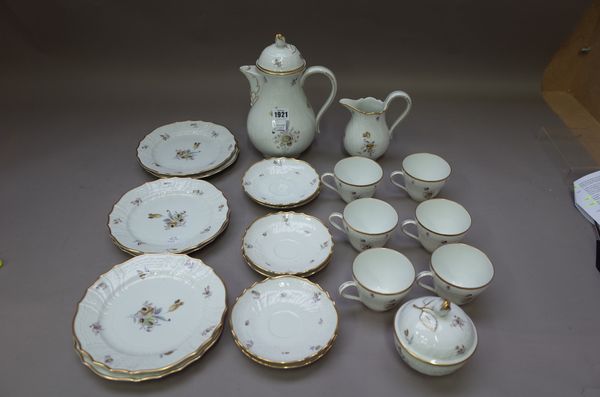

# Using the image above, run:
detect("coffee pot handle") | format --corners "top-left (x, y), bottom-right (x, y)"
top-left (384, 90), bottom-right (412, 136)
top-left (301, 66), bottom-right (337, 133)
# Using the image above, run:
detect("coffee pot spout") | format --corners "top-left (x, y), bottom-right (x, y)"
top-left (240, 65), bottom-right (262, 106)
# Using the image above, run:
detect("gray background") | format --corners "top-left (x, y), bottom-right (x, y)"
top-left (1, 0), bottom-right (599, 396)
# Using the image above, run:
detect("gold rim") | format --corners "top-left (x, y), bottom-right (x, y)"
top-left (415, 199), bottom-right (471, 237)
top-left (401, 153), bottom-right (452, 183)
top-left (245, 188), bottom-right (320, 209)
top-left (241, 211), bottom-right (334, 277)
top-left (334, 173), bottom-right (382, 188)
top-left (429, 245), bottom-right (495, 291)
top-left (136, 123), bottom-right (239, 177)
top-left (229, 275), bottom-right (338, 369)
top-left (74, 325), bottom-right (224, 382)
top-left (244, 252), bottom-right (332, 278)
top-left (331, 158), bottom-right (383, 187)
top-left (140, 144), bottom-right (240, 179)
top-left (393, 332), bottom-right (477, 367)
top-left (338, 199), bottom-right (399, 236)
top-left (72, 253), bottom-right (228, 375)
top-left (256, 62), bottom-right (306, 76)
top-left (342, 218), bottom-right (398, 236)
top-left (107, 178), bottom-right (231, 255)
top-left (340, 99), bottom-right (387, 116)
top-left (242, 158), bottom-right (320, 209)
top-left (234, 338), bottom-right (335, 369)
top-left (351, 249), bottom-right (415, 296)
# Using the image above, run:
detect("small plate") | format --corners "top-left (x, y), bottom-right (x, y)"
top-left (242, 158), bottom-right (320, 208)
top-left (108, 178), bottom-right (229, 255)
top-left (242, 212), bottom-right (333, 277)
top-left (137, 121), bottom-right (237, 177)
top-left (73, 254), bottom-right (227, 375)
top-left (230, 276), bottom-right (338, 368)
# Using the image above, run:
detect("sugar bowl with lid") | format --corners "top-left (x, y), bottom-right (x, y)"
top-left (393, 296), bottom-right (477, 376)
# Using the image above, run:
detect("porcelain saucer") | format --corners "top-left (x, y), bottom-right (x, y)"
top-left (242, 158), bottom-right (320, 209)
top-left (230, 276), bottom-right (338, 369)
top-left (137, 121), bottom-right (237, 177)
top-left (73, 254), bottom-right (227, 375)
top-left (108, 178), bottom-right (229, 255)
top-left (242, 212), bottom-right (333, 277)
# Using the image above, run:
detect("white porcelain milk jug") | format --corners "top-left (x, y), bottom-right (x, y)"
top-left (240, 34), bottom-right (337, 157)
top-left (340, 91), bottom-right (412, 160)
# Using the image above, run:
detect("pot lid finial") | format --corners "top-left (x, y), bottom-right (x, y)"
top-left (256, 33), bottom-right (306, 75)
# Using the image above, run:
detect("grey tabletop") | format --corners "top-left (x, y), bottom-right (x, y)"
top-left (1, 1), bottom-right (599, 396)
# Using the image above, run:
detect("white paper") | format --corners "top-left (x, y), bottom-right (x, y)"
top-left (574, 170), bottom-right (600, 224)
top-left (271, 107), bottom-right (289, 133)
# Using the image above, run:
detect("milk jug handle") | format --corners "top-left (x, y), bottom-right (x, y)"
top-left (300, 66), bottom-right (337, 134)
top-left (384, 90), bottom-right (412, 136)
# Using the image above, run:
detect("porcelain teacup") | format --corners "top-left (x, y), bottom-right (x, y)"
top-left (321, 157), bottom-right (383, 203)
top-left (329, 198), bottom-right (398, 251)
top-left (339, 248), bottom-right (415, 311)
top-left (417, 243), bottom-right (494, 305)
top-left (400, 198), bottom-right (471, 252)
top-left (390, 153), bottom-right (451, 202)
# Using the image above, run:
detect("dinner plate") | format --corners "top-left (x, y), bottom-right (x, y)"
top-left (108, 178), bottom-right (229, 255)
top-left (242, 158), bottom-right (320, 208)
top-left (242, 212), bottom-right (333, 277)
top-left (73, 325), bottom-right (223, 381)
top-left (73, 254), bottom-right (227, 374)
top-left (230, 276), bottom-right (338, 368)
top-left (137, 121), bottom-right (237, 177)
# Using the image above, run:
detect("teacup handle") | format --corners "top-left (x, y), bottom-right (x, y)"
top-left (339, 281), bottom-right (361, 301)
top-left (390, 170), bottom-right (407, 192)
top-left (384, 90), bottom-right (412, 136)
top-left (320, 173), bottom-right (339, 195)
top-left (416, 271), bottom-right (436, 293)
top-left (328, 212), bottom-right (346, 234)
top-left (400, 219), bottom-right (420, 241)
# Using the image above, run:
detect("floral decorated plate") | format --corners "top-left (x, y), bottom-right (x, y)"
top-left (108, 178), bottom-right (229, 255)
top-left (191, 145), bottom-right (239, 179)
top-left (74, 325), bottom-right (223, 381)
top-left (242, 158), bottom-right (320, 208)
top-left (137, 121), bottom-right (237, 177)
top-left (73, 254), bottom-right (227, 375)
top-left (230, 276), bottom-right (338, 368)
top-left (242, 212), bottom-right (333, 277)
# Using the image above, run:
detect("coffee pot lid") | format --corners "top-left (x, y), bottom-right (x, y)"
top-left (393, 296), bottom-right (477, 366)
top-left (256, 34), bottom-right (306, 75)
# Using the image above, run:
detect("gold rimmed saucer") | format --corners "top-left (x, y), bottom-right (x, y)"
top-left (230, 276), bottom-right (338, 369)
top-left (242, 158), bottom-right (321, 209)
top-left (241, 212), bottom-right (334, 277)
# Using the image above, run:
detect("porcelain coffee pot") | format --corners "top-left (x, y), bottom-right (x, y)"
top-left (340, 91), bottom-right (412, 160)
top-left (240, 34), bottom-right (337, 157)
